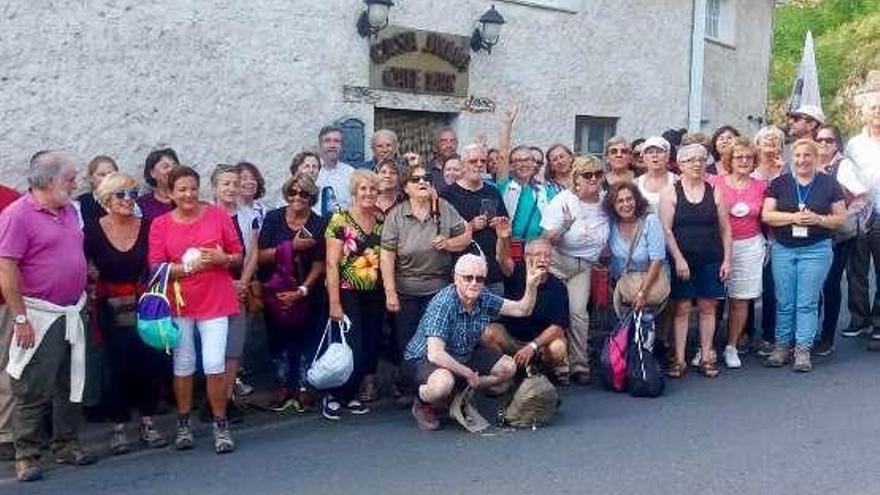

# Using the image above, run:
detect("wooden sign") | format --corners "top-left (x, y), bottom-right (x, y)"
top-left (370, 26), bottom-right (470, 97)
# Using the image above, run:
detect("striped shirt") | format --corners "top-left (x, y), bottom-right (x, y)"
top-left (404, 284), bottom-right (504, 362)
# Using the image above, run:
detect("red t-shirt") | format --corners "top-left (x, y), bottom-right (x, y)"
top-left (0, 185), bottom-right (21, 305)
top-left (148, 204), bottom-right (242, 319)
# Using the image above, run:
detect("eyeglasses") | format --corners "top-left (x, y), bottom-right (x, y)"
top-left (816, 137), bottom-right (837, 145)
top-left (408, 173), bottom-right (433, 184)
top-left (680, 157), bottom-right (708, 165)
top-left (732, 154), bottom-right (755, 161)
top-left (113, 189), bottom-right (139, 201)
top-left (287, 189), bottom-right (313, 199)
top-left (608, 148), bottom-right (631, 156)
top-left (458, 274), bottom-right (487, 284)
top-left (579, 171), bottom-right (604, 181)
top-left (535, 161), bottom-right (545, 167)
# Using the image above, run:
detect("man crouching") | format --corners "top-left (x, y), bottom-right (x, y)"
top-left (402, 253), bottom-right (544, 431)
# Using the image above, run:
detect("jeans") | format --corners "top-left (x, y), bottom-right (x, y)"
top-left (818, 238), bottom-right (853, 346)
top-left (772, 240), bottom-right (833, 348)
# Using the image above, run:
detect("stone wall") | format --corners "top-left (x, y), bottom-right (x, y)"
top-left (0, 0), bottom-right (773, 197)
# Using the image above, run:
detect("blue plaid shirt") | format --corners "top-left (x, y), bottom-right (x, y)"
top-left (404, 284), bottom-right (504, 362)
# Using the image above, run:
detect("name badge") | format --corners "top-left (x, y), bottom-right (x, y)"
top-left (792, 225), bottom-right (809, 238)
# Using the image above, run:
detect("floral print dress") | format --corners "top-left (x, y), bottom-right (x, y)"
top-left (326, 210), bottom-right (382, 291)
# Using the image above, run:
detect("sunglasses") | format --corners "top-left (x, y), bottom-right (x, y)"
top-left (816, 137), bottom-right (837, 145)
top-left (458, 274), bottom-right (487, 284)
top-left (408, 173), bottom-right (433, 184)
top-left (287, 189), bottom-right (313, 199)
top-left (113, 188), bottom-right (139, 201)
top-left (579, 171), bottom-right (604, 181)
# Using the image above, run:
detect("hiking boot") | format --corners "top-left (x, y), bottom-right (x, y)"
top-left (54, 446), bottom-right (96, 466)
top-left (139, 423), bottom-right (168, 449)
top-left (110, 424), bottom-right (131, 456)
top-left (174, 419), bottom-right (195, 450)
top-left (411, 400), bottom-right (440, 431)
top-left (321, 395), bottom-right (342, 421)
top-left (359, 374), bottom-right (379, 403)
top-left (764, 344), bottom-right (791, 367)
top-left (793, 346), bottom-right (813, 372)
top-left (344, 399), bottom-right (370, 415)
top-left (723, 345), bottom-right (742, 369)
top-left (15, 458), bottom-right (42, 482)
top-left (755, 340), bottom-right (774, 357)
top-left (213, 421), bottom-right (235, 454)
top-left (812, 341), bottom-right (835, 357)
top-left (233, 377), bottom-right (254, 396)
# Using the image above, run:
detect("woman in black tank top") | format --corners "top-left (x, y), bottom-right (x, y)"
top-left (659, 144), bottom-right (732, 379)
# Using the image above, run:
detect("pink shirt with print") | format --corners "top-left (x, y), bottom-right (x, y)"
top-left (708, 174), bottom-right (767, 240)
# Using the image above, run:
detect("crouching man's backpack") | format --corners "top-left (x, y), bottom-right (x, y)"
top-left (499, 368), bottom-right (559, 428)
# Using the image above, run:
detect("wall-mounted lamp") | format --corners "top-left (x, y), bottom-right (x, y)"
top-left (470, 5), bottom-right (505, 53)
top-left (357, 0), bottom-right (394, 38)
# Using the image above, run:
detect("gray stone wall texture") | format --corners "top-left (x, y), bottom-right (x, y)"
top-left (0, 0), bottom-right (773, 198)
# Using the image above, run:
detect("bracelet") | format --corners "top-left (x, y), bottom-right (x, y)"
top-left (298, 285), bottom-right (309, 297)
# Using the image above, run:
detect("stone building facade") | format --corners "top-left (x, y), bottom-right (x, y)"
top-left (0, 0), bottom-right (774, 196)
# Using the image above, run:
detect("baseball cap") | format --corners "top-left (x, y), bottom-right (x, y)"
top-left (642, 136), bottom-right (670, 153)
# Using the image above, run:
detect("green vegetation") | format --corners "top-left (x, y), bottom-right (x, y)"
top-left (770, 0), bottom-right (880, 131)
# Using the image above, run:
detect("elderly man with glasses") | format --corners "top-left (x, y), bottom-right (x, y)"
top-left (402, 253), bottom-right (544, 431)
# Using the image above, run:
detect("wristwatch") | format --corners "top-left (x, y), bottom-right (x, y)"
top-left (298, 285), bottom-right (309, 297)
top-left (529, 341), bottom-right (540, 352)
top-left (13, 314), bottom-right (27, 325)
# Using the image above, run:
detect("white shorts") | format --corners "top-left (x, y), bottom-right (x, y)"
top-left (728, 235), bottom-right (765, 299)
top-left (172, 316), bottom-right (228, 376)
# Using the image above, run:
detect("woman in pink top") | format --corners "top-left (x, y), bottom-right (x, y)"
top-left (148, 166), bottom-right (242, 454)
top-left (708, 137), bottom-right (767, 369)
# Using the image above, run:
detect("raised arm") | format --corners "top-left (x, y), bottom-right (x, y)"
top-left (499, 257), bottom-right (544, 317)
top-left (494, 104), bottom-right (518, 183)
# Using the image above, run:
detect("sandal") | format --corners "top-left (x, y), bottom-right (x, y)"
top-left (666, 360), bottom-right (686, 379)
top-left (699, 359), bottom-right (720, 378)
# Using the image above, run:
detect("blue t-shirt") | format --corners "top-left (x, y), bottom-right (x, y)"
top-left (609, 213), bottom-right (666, 279)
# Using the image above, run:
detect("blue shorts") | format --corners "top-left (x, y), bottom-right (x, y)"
top-left (669, 259), bottom-right (725, 300)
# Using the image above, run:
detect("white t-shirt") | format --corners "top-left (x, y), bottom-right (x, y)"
top-left (637, 172), bottom-right (677, 213)
top-left (316, 161), bottom-right (355, 215)
top-left (540, 189), bottom-right (609, 261)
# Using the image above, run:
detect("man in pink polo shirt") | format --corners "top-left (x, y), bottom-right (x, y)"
top-left (0, 151), bottom-right (94, 482)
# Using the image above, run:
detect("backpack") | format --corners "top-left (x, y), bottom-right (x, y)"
top-left (306, 317), bottom-right (354, 390)
top-left (136, 263), bottom-right (180, 354)
top-left (627, 311), bottom-right (665, 398)
top-left (499, 368), bottom-right (559, 428)
top-left (599, 312), bottom-right (632, 392)
top-left (262, 240), bottom-right (309, 328)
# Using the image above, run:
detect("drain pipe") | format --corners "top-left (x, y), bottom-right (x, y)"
top-left (688, 0), bottom-right (707, 132)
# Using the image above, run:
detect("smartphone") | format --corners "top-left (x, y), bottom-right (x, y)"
top-left (480, 199), bottom-right (497, 219)
top-left (299, 226), bottom-right (314, 239)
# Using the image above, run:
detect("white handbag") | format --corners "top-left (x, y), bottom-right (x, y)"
top-left (307, 316), bottom-right (354, 390)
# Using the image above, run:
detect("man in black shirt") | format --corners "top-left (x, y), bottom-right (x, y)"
top-left (441, 144), bottom-right (509, 296)
top-left (483, 236), bottom-right (569, 378)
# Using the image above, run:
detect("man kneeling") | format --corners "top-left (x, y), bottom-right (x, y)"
top-left (403, 254), bottom-right (544, 431)
top-left (484, 238), bottom-right (568, 380)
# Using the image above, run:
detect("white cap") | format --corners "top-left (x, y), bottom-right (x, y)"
top-left (642, 136), bottom-right (670, 153)
top-left (791, 104), bottom-right (826, 124)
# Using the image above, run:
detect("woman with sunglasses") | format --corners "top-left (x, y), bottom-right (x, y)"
top-left (84, 173), bottom-right (166, 454)
top-left (604, 136), bottom-right (635, 187)
top-left (541, 156), bottom-right (610, 384)
top-left (660, 144), bottom-right (732, 379)
top-left (380, 163), bottom-right (470, 403)
top-left (257, 172), bottom-right (327, 411)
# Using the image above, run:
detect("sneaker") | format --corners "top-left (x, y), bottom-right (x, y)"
top-left (212, 421), bottom-right (235, 454)
top-left (344, 399), bottom-right (370, 415)
top-left (15, 458), bottom-right (42, 482)
top-left (812, 341), bottom-right (835, 357)
top-left (691, 349), bottom-right (702, 368)
top-left (110, 424), bottom-right (131, 455)
top-left (321, 395), bottom-right (342, 421)
top-left (297, 387), bottom-right (317, 410)
top-left (723, 345), bottom-right (742, 369)
top-left (234, 377), bottom-right (254, 397)
top-left (174, 421), bottom-right (195, 450)
top-left (764, 344), bottom-right (792, 367)
top-left (54, 446), bottom-right (96, 466)
top-left (139, 423), bottom-right (168, 449)
top-left (841, 326), bottom-right (865, 338)
top-left (793, 346), bottom-right (812, 372)
top-left (411, 399), bottom-right (440, 431)
top-left (755, 340), bottom-right (774, 357)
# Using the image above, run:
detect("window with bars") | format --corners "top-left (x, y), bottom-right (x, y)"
top-left (574, 116), bottom-right (618, 160)
top-left (706, 0), bottom-right (721, 39)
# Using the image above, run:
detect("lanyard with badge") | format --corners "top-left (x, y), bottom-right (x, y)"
top-left (792, 175), bottom-right (813, 238)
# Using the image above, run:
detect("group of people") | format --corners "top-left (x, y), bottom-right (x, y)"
top-left (0, 86), bottom-right (878, 482)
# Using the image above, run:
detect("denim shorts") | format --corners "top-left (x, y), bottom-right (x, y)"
top-left (669, 258), bottom-right (726, 300)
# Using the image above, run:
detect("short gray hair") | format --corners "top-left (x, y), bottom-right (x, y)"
top-left (460, 143), bottom-right (485, 162)
top-left (371, 129), bottom-right (398, 149)
top-left (28, 150), bottom-right (69, 189)
top-left (454, 253), bottom-right (487, 275)
top-left (676, 143), bottom-right (708, 163)
top-left (753, 125), bottom-right (785, 150)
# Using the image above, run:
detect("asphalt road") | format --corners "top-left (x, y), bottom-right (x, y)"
top-left (4, 336), bottom-right (880, 495)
